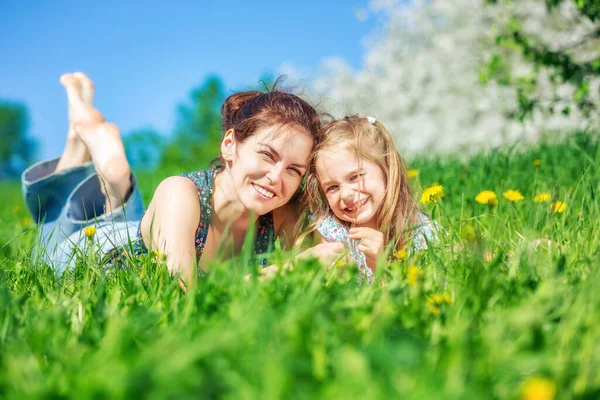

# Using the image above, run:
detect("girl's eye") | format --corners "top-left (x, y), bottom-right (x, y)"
top-left (349, 173), bottom-right (364, 182)
top-left (326, 185), bottom-right (338, 192)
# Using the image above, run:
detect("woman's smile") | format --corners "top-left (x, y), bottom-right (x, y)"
top-left (252, 183), bottom-right (276, 199)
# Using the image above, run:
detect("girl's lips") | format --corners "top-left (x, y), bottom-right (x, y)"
top-left (344, 196), bottom-right (369, 212)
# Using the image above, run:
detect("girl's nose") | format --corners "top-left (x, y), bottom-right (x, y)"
top-left (340, 184), bottom-right (356, 203)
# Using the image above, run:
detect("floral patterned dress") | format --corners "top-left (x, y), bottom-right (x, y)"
top-left (317, 211), bottom-right (437, 284)
top-left (104, 168), bottom-right (274, 267)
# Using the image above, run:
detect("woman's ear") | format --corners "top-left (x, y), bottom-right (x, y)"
top-left (221, 129), bottom-right (236, 161)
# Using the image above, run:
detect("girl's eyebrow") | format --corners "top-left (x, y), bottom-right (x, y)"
top-left (259, 143), bottom-right (307, 169)
top-left (320, 168), bottom-right (364, 188)
top-left (344, 168), bottom-right (364, 179)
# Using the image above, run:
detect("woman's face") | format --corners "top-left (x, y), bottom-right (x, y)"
top-left (224, 124), bottom-right (313, 215)
top-left (316, 146), bottom-right (386, 229)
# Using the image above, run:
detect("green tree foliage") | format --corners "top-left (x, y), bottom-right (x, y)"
top-left (486, 0), bottom-right (600, 120)
top-left (159, 75), bottom-right (225, 173)
top-left (0, 102), bottom-right (36, 178)
top-left (123, 128), bottom-right (163, 171)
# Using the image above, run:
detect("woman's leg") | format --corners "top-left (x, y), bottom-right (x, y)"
top-left (24, 73), bottom-right (141, 273)
top-left (74, 122), bottom-right (132, 215)
top-left (22, 73), bottom-right (102, 225)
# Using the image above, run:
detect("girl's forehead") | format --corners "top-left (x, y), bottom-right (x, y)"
top-left (316, 147), bottom-right (362, 178)
top-left (317, 146), bottom-right (358, 165)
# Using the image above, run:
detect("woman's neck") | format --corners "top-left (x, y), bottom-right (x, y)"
top-left (212, 171), bottom-right (256, 231)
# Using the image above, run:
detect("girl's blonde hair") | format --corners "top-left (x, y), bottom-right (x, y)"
top-left (298, 115), bottom-right (419, 252)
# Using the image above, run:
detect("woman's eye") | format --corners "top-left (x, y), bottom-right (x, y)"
top-left (288, 167), bottom-right (302, 176)
top-left (260, 151), bottom-right (274, 161)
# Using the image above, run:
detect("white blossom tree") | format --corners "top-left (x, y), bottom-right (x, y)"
top-left (304, 0), bottom-right (599, 155)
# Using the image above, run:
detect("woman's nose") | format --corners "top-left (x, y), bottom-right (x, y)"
top-left (266, 164), bottom-right (283, 185)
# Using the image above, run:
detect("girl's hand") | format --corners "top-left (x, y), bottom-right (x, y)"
top-left (349, 227), bottom-right (384, 272)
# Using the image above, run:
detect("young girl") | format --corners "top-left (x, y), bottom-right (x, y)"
top-left (299, 115), bottom-right (436, 284)
top-left (22, 72), bottom-right (322, 286)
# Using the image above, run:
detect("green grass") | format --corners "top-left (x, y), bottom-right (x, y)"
top-left (1, 131), bottom-right (599, 399)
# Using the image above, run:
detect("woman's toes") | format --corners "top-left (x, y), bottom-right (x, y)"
top-left (60, 73), bottom-right (77, 87)
top-left (73, 72), bottom-right (95, 105)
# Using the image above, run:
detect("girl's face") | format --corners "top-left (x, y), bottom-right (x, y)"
top-left (224, 124), bottom-right (313, 216)
top-left (316, 146), bottom-right (386, 229)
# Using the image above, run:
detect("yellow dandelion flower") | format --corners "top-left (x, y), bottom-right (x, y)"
top-left (334, 259), bottom-right (347, 268)
top-left (407, 169), bottom-right (419, 178)
top-left (521, 377), bottom-right (556, 400)
top-left (441, 293), bottom-right (453, 305)
top-left (427, 306), bottom-right (441, 316)
top-left (12, 205), bottom-right (21, 214)
top-left (503, 189), bottom-right (524, 202)
top-left (406, 265), bottom-right (422, 286)
top-left (420, 183), bottom-right (444, 204)
top-left (429, 293), bottom-right (453, 305)
top-left (577, 211), bottom-right (583, 217)
top-left (152, 250), bottom-right (165, 262)
top-left (475, 190), bottom-right (498, 206)
top-left (432, 294), bottom-right (444, 304)
top-left (395, 248), bottom-right (407, 260)
top-left (533, 159), bottom-right (541, 167)
top-left (85, 226), bottom-right (97, 239)
top-left (22, 217), bottom-right (33, 227)
top-left (551, 201), bottom-right (567, 214)
top-left (533, 193), bottom-right (552, 203)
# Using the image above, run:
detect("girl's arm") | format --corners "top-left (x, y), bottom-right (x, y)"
top-left (140, 176), bottom-right (200, 287)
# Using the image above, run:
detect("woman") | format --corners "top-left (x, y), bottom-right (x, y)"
top-left (22, 72), bottom-right (322, 285)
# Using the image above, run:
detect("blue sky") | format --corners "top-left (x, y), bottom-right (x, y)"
top-left (0, 0), bottom-right (380, 160)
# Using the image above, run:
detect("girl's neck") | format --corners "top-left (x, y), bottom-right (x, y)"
top-left (212, 171), bottom-right (257, 231)
top-left (344, 215), bottom-right (379, 231)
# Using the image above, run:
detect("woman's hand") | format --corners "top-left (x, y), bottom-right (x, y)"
top-left (253, 242), bottom-right (346, 281)
top-left (349, 227), bottom-right (384, 272)
top-left (296, 242), bottom-right (346, 266)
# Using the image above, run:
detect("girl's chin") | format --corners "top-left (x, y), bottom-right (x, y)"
top-left (337, 211), bottom-right (374, 225)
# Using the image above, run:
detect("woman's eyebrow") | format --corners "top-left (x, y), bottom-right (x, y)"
top-left (260, 143), bottom-right (307, 169)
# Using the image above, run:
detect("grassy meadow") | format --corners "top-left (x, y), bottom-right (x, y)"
top-left (1, 131), bottom-right (599, 399)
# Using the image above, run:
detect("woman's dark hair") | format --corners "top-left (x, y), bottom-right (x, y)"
top-left (213, 78), bottom-right (323, 168)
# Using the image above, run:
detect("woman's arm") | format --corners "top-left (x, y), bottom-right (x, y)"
top-left (140, 176), bottom-right (200, 287)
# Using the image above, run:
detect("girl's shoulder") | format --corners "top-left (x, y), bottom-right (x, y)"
top-left (411, 211), bottom-right (439, 251)
top-left (317, 214), bottom-right (351, 243)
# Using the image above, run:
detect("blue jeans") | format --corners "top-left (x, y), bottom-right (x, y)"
top-left (22, 158), bottom-right (145, 275)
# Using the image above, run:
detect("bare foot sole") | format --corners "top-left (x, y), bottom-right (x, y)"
top-left (55, 73), bottom-right (103, 172)
top-left (75, 122), bottom-right (131, 213)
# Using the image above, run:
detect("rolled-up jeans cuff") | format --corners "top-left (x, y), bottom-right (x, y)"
top-left (66, 173), bottom-right (144, 225)
top-left (22, 158), bottom-right (95, 223)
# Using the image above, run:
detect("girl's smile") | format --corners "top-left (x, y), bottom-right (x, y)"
top-left (316, 146), bottom-right (386, 229)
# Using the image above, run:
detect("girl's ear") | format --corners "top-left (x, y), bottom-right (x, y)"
top-left (221, 129), bottom-right (236, 161)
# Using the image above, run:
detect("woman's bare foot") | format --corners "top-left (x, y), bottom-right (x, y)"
top-left (55, 73), bottom-right (104, 172)
top-left (74, 122), bottom-right (131, 214)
